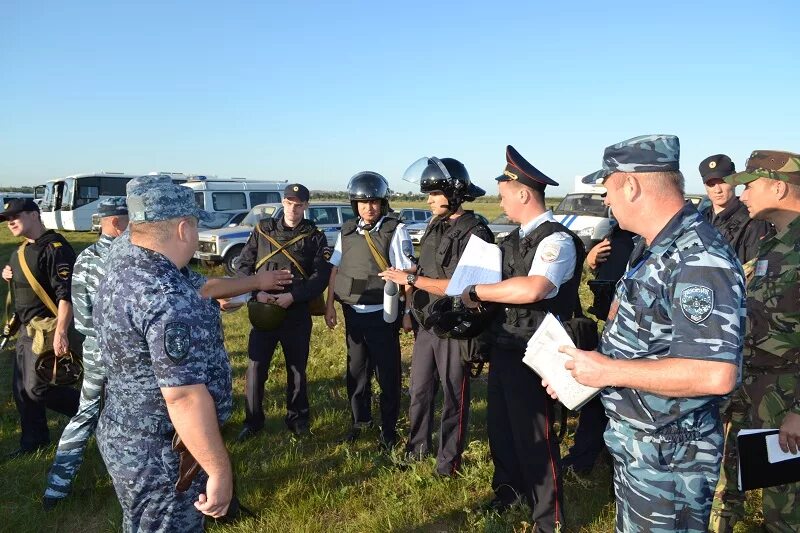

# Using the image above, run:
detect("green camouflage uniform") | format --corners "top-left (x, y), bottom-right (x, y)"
top-left (711, 152), bottom-right (800, 533)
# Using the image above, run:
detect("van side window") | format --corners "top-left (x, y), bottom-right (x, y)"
top-left (212, 192), bottom-right (247, 210)
top-left (308, 207), bottom-right (339, 225)
top-left (250, 192), bottom-right (281, 205)
top-left (194, 192), bottom-right (204, 209)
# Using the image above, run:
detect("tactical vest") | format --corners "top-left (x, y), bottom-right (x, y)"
top-left (491, 221), bottom-right (585, 351)
top-left (255, 218), bottom-right (317, 275)
top-left (334, 216), bottom-right (399, 305)
top-left (412, 212), bottom-right (492, 324)
top-left (9, 234), bottom-right (63, 323)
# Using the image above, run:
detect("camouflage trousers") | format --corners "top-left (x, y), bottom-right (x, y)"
top-left (708, 373), bottom-right (800, 533)
top-left (605, 407), bottom-right (722, 533)
top-left (44, 347), bottom-right (105, 499)
top-left (96, 416), bottom-right (205, 533)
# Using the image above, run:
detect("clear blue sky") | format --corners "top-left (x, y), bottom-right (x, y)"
top-left (2, 0), bottom-right (799, 196)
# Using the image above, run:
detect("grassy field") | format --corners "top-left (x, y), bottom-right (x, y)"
top-left (0, 202), bottom-right (765, 532)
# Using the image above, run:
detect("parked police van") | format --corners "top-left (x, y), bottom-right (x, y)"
top-left (182, 176), bottom-right (287, 214)
top-left (195, 202), bottom-right (355, 275)
top-left (552, 177), bottom-right (612, 252)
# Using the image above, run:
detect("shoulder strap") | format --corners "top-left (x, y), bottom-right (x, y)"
top-left (363, 230), bottom-right (390, 271)
top-left (18, 242), bottom-right (59, 316)
top-left (254, 225), bottom-right (313, 277)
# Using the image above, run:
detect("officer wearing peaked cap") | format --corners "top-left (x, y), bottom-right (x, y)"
top-left (460, 146), bottom-right (584, 531)
top-left (93, 178), bottom-right (290, 531)
top-left (554, 135), bottom-right (746, 532)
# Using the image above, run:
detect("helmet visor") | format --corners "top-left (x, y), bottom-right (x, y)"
top-left (402, 157), bottom-right (451, 189)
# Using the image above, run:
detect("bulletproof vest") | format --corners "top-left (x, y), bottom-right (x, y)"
top-left (334, 216), bottom-right (399, 305)
top-left (491, 221), bottom-right (585, 351)
top-left (9, 235), bottom-right (61, 323)
top-left (413, 212), bottom-right (492, 324)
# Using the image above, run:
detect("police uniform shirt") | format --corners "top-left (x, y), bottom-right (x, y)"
top-left (95, 244), bottom-right (231, 433)
top-left (10, 230), bottom-right (76, 324)
top-left (599, 203), bottom-right (746, 433)
top-left (329, 215), bottom-right (414, 313)
top-left (519, 210), bottom-right (577, 297)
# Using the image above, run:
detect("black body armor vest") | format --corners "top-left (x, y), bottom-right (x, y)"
top-left (334, 216), bottom-right (399, 305)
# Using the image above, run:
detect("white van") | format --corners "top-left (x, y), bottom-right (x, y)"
top-left (182, 176), bottom-right (288, 214)
top-left (551, 177), bottom-right (612, 252)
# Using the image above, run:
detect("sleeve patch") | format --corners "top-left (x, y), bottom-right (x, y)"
top-left (164, 322), bottom-right (191, 363)
top-left (540, 242), bottom-right (561, 263)
top-left (322, 247), bottom-right (332, 261)
top-left (57, 264), bottom-right (72, 280)
top-left (51, 242), bottom-right (62, 248)
top-left (680, 285), bottom-right (714, 324)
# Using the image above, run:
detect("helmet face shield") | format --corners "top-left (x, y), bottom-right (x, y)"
top-left (403, 157), bottom-right (452, 193)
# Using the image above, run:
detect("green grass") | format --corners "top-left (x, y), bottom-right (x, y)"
top-left (0, 212), bottom-right (766, 533)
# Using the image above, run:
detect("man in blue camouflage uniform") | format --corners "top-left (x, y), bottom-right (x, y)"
top-left (547, 135), bottom-right (746, 533)
top-left (42, 197), bottom-right (129, 510)
top-left (94, 178), bottom-right (290, 531)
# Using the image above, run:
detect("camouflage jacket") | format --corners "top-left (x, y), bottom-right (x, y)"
top-left (71, 234), bottom-right (115, 354)
top-left (743, 214), bottom-right (800, 382)
top-left (599, 203), bottom-right (746, 432)
top-left (94, 243), bottom-right (231, 435)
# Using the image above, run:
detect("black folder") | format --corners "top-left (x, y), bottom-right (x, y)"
top-left (737, 429), bottom-right (800, 491)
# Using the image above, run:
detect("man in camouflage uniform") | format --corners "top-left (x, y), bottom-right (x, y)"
top-left (548, 135), bottom-right (746, 533)
top-left (94, 179), bottom-right (290, 531)
top-left (42, 197), bottom-right (129, 510)
top-left (709, 150), bottom-right (800, 533)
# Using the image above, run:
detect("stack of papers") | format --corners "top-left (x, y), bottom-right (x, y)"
top-left (522, 313), bottom-right (601, 411)
top-left (445, 235), bottom-right (502, 296)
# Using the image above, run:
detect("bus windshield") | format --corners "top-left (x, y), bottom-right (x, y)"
top-left (40, 182), bottom-right (60, 212)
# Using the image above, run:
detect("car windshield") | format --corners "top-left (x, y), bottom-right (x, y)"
top-left (241, 205), bottom-right (278, 226)
top-left (554, 194), bottom-right (608, 217)
top-left (199, 212), bottom-right (236, 229)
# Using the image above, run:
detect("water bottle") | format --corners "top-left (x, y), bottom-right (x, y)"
top-left (383, 280), bottom-right (399, 323)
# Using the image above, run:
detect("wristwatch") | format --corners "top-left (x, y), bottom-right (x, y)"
top-left (406, 273), bottom-right (418, 286)
top-left (468, 285), bottom-right (481, 303)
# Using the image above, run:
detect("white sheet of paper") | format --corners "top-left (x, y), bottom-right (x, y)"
top-left (766, 434), bottom-right (800, 464)
top-left (521, 313), bottom-right (601, 411)
top-left (444, 234), bottom-right (502, 296)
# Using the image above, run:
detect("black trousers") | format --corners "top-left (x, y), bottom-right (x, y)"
top-left (487, 347), bottom-right (564, 533)
top-left (406, 327), bottom-right (470, 475)
top-left (12, 328), bottom-right (80, 450)
top-left (564, 395), bottom-right (608, 470)
top-left (342, 306), bottom-right (401, 443)
top-left (244, 307), bottom-right (313, 431)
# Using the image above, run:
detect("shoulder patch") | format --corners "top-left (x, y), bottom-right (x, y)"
top-left (401, 239), bottom-right (414, 259)
top-left (322, 246), bottom-right (332, 261)
top-left (680, 285), bottom-right (714, 324)
top-left (51, 242), bottom-right (62, 248)
top-left (540, 242), bottom-right (561, 263)
top-left (164, 322), bottom-right (191, 363)
top-left (56, 263), bottom-right (71, 280)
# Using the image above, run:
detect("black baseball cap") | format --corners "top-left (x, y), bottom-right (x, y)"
top-left (283, 183), bottom-right (310, 202)
top-left (699, 154), bottom-right (735, 184)
top-left (0, 198), bottom-right (40, 221)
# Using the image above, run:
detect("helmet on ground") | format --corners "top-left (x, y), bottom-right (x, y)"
top-left (247, 301), bottom-right (287, 331)
top-left (347, 171), bottom-right (391, 217)
top-left (403, 157), bottom-right (485, 212)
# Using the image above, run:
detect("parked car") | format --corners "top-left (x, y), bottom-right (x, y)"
top-left (195, 202), bottom-right (355, 275)
top-left (199, 210), bottom-right (249, 230)
top-left (551, 192), bottom-right (611, 252)
top-left (397, 208), bottom-right (432, 224)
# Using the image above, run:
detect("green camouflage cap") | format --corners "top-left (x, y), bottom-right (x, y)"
top-left (725, 150), bottom-right (800, 186)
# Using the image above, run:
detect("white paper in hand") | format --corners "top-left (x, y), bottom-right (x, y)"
top-left (522, 313), bottom-right (601, 411)
top-left (444, 234), bottom-right (502, 296)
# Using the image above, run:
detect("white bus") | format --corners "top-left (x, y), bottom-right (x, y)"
top-left (40, 173), bottom-right (290, 231)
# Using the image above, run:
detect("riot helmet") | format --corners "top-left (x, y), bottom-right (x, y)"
top-left (426, 296), bottom-right (495, 340)
top-left (402, 157), bottom-right (485, 213)
top-left (247, 301), bottom-right (287, 331)
top-left (347, 171), bottom-right (390, 217)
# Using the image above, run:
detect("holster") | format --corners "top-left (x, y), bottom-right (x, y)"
top-left (172, 433), bottom-right (203, 492)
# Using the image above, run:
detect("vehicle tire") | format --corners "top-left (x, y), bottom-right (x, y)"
top-left (224, 245), bottom-right (245, 276)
